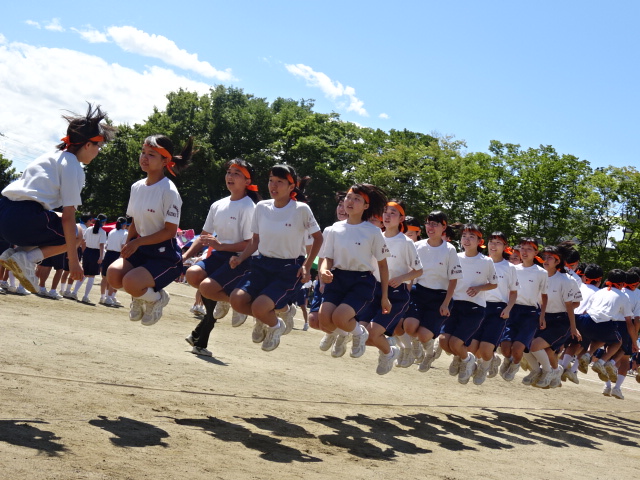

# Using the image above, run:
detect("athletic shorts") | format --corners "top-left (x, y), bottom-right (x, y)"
top-left (500, 304), bottom-right (540, 349)
top-left (405, 284), bottom-right (454, 336)
top-left (441, 300), bottom-right (485, 344)
top-left (126, 238), bottom-right (183, 291)
top-left (235, 255), bottom-right (304, 310)
top-left (197, 250), bottom-right (251, 296)
top-left (82, 247), bottom-right (101, 276)
top-left (63, 247), bottom-right (83, 271)
top-left (309, 281), bottom-right (322, 313)
top-left (371, 283), bottom-right (411, 336)
top-left (576, 314), bottom-right (622, 350)
top-left (616, 321), bottom-right (634, 356)
top-left (101, 250), bottom-right (121, 277)
top-left (41, 252), bottom-right (65, 270)
top-left (468, 301), bottom-right (507, 346)
top-left (0, 198), bottom-right (65, 247)
top-left (534, 312), bottom-right (571, 351)
top-left (321, 269), bottom-right (377, 317)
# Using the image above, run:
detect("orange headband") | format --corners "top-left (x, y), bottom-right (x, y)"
top-left (60, 134), bottom-right (104, 146)
top-left (521, 241), bottom-right (539, 251)
top-left (230, 164), bottom-right (259, 192)
top-left (626, 282), bottom-right (639, 291)
top-left (145, 143), bottom-right (176, 177)
top-left (504, 246), bottom-right (514, 255)
top-left (407, 225), bottom-right (421, 232)
top-left (348, 188), bottom-right (370, 204)
top-left (544, 253), bottom-right (561, 262)
top-left (585, 276), bottom-right (602, 285)
top-left (387, 202), bottom-right (405, 217)
top-left (566, 261), bottom-right (579, 269)
top-left (465, 229), bottom-right (485, 248)
top-left (606, 281), bottom-right (624, 291)
top-left (283, 173), bottom-right (297, 199)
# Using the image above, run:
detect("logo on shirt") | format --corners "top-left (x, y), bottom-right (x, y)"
top-left (147, 209), bottom-right (156, 213)
top-left (167, 205), bottom-right (179, 218)
top-left (285, 223), bottom-right (292, 227)
top-left (230, 216), bottom-right (237, 220)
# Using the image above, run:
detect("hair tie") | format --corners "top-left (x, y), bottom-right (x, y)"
top-left (605, 281), bottom-right (624, 291)
top-left (586, 276), bottom-right (602, 285)
top-left (247, 185), bottom-right (259, 192)
top-left (534, 255), bottom-right (544, 263)
top-left (231, 163), bottom-right (258, 191)
top-left (504, 246), bottom-right (514, 255)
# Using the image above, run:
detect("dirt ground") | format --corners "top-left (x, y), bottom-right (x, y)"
top-left (1, 280), bottom-right (640, 480)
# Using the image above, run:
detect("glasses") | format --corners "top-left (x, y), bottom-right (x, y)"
top-left (425, 222), bottom-right (443, 228)
top-left (91, 141), bottom-right (105, 150)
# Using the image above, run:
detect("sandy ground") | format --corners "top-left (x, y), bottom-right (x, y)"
top-left (1, 280), bottom-right (640, 480)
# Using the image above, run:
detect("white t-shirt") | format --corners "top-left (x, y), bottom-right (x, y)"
top-left (453, 253), bottom-right (498, 307)
top-left (546, 271), bottom-right (578, 314)
top-left (105, 228), bottom-right (128, 252)
top-left (252, 199), bottom-right (319, 259)
top-left (576, 283), bottom-right (599, 314)
top-left (612, 290), bottom-right (634, 322)
top-left (320, 220), bottom-right (389, 272)
top-left (514, 264), bottom-right (548, 307)
top-left (202, 196), bottom-right (255, 244)
top-left (2, 151), bottom-right (85, 210)
top-left (485, 259), bottom-right (519, 304)
top-left (84, 227), bottom-right (107, 249)
top-left (413, 240), bottom-right (463, 290)
top-left (625, 288), bottom-right (640, 318)
top-left (127, 177), bottom-right (182, 237)
top-left (384, 232), bottom-right (423, 283)
top-left (584, 288), bottom-right (633, 323)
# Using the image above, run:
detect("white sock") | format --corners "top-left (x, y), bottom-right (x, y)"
top-left (570, 361), bottom-right (579, 373)
top-left (84, 277), bottom-right (95, 297)
top-left (615, 374), bottom-right (625, 388)
top-left (398, 333), bottom-right (412, 348)
top-left (335, 328), bottom-right (348, 336)
top-left (605, 380), bottom-right (612, 388)
top-left (560, 354), bottom-right (573, 369)
top-left (26, 248), bottom-right (44, 263)
top-left (352, 324), bottom-right (365, 336)
top-left (270, 318), bottom-right (283, 330)
top-left (72, 280), bottom-right (84, 294)
top-left (532, 350), bottom-right (552, 372)
top-left (8, 272), bottom-right (16, 287)
top-left (523, 352), bottom-right (541, 372)
top-left (138, 288), bottom-right (161, 302)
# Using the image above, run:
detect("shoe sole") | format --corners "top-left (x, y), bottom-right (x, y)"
top-left (5, 257), bottom-right (38, 293)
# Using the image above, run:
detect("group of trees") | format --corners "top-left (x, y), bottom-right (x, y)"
top-left (1, 85), bottom-right (639, 272)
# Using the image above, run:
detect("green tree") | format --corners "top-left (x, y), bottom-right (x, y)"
top-left (0, 152), bottom-right (18, 190)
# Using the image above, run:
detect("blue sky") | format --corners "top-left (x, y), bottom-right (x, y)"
top-left (1, 1), bottom-right (638, 172)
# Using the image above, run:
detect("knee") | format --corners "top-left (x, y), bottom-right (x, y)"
top-left (186, 267), bottom-right (206, 288)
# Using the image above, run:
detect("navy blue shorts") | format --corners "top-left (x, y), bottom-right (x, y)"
top-left (40, 252), bottom-right (65, 270)
top-left (534, 312), bottom-right (571, 351)
top-left (309, 281), bottom-right (322, 313)
top-left (373, 284), bottom-right (411, 335)
top-left (101, 250), bottom-right (121, 277)
top-left (126, 238), bottom-right (183, 291)
top-left (0, 239), bottom-right (11, 254)
top-left (500, 304), bottom-right (540, 349)
top-left (322, 269), bottom-right (377, 317)
top-left (197, 250), bottom-right (250, 296)
top-left (577, 314), bottom-right (622, 350)
top-left (616, 321), bottom-right (634, 355)
top-left (82, 247), bottom-right (101, 276)
top-left (441, 300), bottom-right (485, 343)
top-left (468, 301), bottom-right (507, 346)
top-left (405, 284), bottom-right (453, 336)
top-left (0, 198), bottom-right (65, 247)
top-left (235, 255), bottom-right (304, 310)
top-left (295, 285), bottom-right (308, 307)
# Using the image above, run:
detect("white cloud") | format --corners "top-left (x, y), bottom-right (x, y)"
top-left (285, 63), bottom-right (368, 117)
top-left (106, 26), bottom-right (233, 81)
top-left (0, 34), bottom-right (5, 44)
top-left (379, 113), bottom-right (389, 119)
top-left (25, 20), bottom-right (40, 29)
top-left (0, 41), bottom-right (212, 170)
top-left (44, 18), bottom-right (65, 32)
top-left (72, 28), bottom-right (109, 43)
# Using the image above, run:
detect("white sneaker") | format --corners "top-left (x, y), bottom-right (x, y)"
top-left (67, 292), bottom-right (79, 301)
top-left (189, 305), bottom-right (199, 315)
top-left (520, 355), bottom-right (530, 372)
top-left (397, 346), bottom-right (415, 368)
top-left (448, 356), bottom-right (462, 376)
top-left (502, 362), bottom-right (520, 381)
top-left (549, 367), bottom-right (563, 389)
top-left (5, 251), bottom-right (38, 293)
top-left (0, 280), bottom-right (9, 289)
top-left (262, 319), bottom-right (286, 352)
top-left (0, 247), bottom-right (16, 266)
top-left (487, 355), bottom-right (501, 378)
top-left (602, 385), bottom-right (612, 396)
top-left (81, 295), bottom-right (92, 304)
top-left (7, 285), bottom-right (17, 293)
top-left (350, 329), bottom-right (369, 358)
top-left (104, 296), bottom-right (115, 306)
top-left (605, 362), bottom-right (618, 382)
top-left (111, 297), bottom-right (122, 307)
top-left (141, 290), bottom-right (170, 326)
top-left (331, 334), bottom-right (351, 358)
top-left (213, 301), bottom-right (230, 320)
top-left (458, 354), bottom-right (477, 384)
top-left (533, 369), bottom-right (553, 388)
top-left (16, 285), bottom-right (31, 295)
top-left (129, 297), bottom-right (145, 321)
top-left (412, 338), bottom-right (425, 364)
top-left (185, 334), bottom-right (196, 346)
top-left (592, 360), bottom-right (609, 382)
top-left (99, 296), bottom-right (106, 304)
top-left (611, 386), bottom-right (624, 400)
top-left (48, 290), bottom-right (63, 300)
top-left (192, 346), bottom-right (212, 357)
top-left (302, 323), bottom-right (309, 331)
top-left (61, 290), bottom-right (73, 299)
top-left (473, 360), bottom-right (490, 386)
top-left (565, 370), bottom-right (580, 384)
top-left (417, 348), bottom-right (436, 373)
top-left (578, 353), bottom-right (591, 374)
top-left (282, 305), bottom-right (296, 335)
top-left (499, 356), bottom-right (512, 378)
top-left (37, 287), bottom-right (48, 297)
top-left (376, 346), bottom-right (400, 375)
top-left (319, 331), bottom-right (338, 351)
top-left (252, 319), bottom-right (267, 343)
top-left (522, 370), bottom-right (542, 386)
top-left (231, 309), bottom-right (248, 327)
